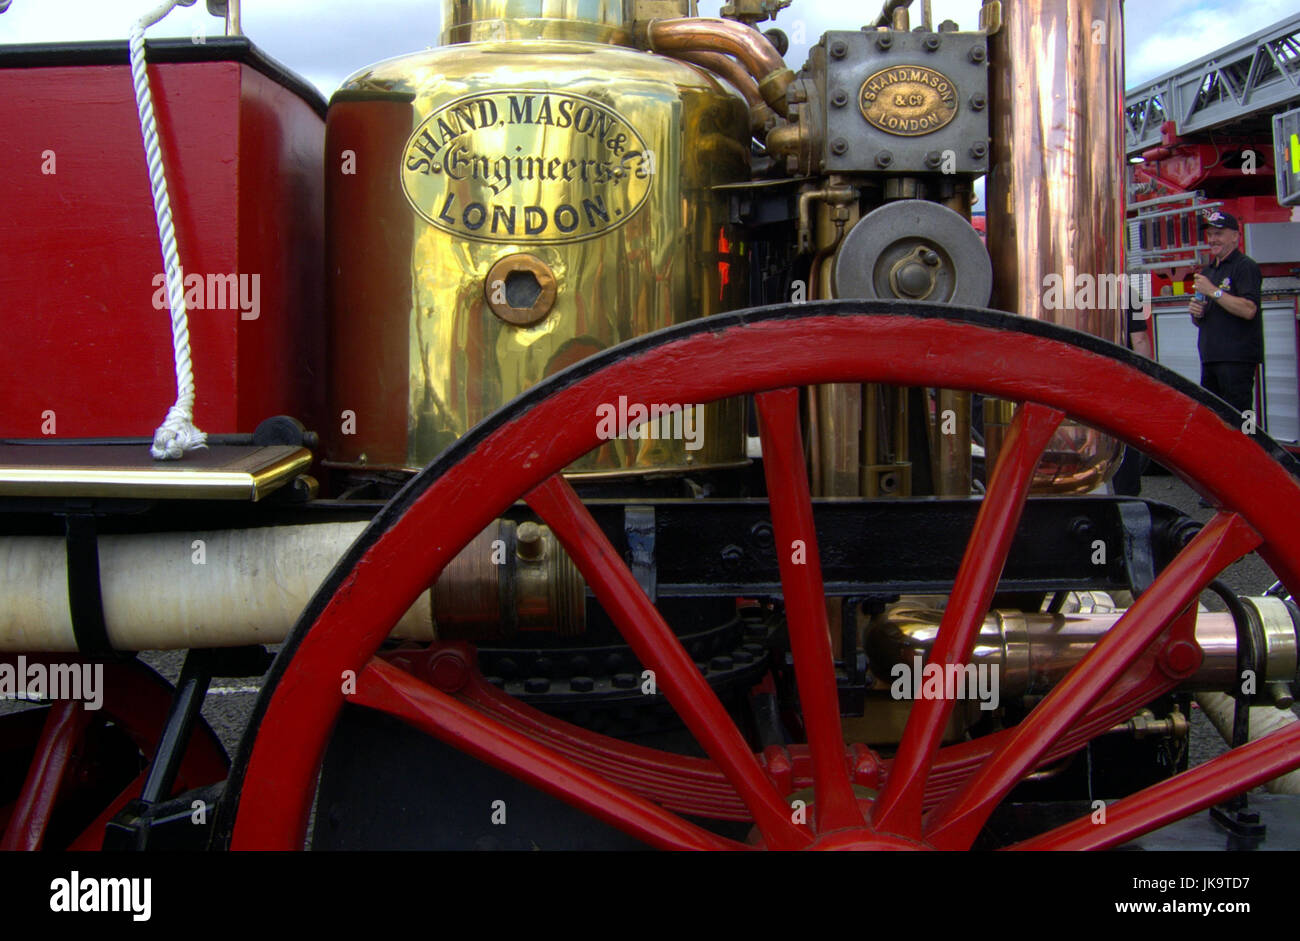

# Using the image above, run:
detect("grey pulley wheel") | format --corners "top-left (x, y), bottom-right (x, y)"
top-left (833, 199), bottom-right (993, 307)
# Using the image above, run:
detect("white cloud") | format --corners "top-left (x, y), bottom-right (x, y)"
top-left (1126, 0), bottom-right (1296, 86)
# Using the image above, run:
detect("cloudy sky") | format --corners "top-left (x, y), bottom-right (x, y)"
top-left (1, 0), bottom-right (1291, 98)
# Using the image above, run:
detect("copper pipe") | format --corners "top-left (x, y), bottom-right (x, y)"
top-left (646, 18), bottom-right (794, 116)
top-left (670, 50), bottom-right (761, 106)
top-left (932, 389), bottom-right (972, 495)
top-left (805, 190), bottom-right (864, 497)
top-left (934, 188), bottom-right (974, 497)
top-left (983, 0), bottom-right (1126, 493)
top-left (866, 607), bottom-right (1242, 696)
top-left (667, 50), bottom-right (780, 135)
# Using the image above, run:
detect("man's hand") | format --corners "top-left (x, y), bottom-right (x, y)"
top-left (1189, 297), bottom-right (1206, 320)
top-left (1192, 273), bottom-right (1218, 296)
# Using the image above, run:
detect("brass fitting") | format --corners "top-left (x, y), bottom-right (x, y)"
top-left (433, 520), bottom-right (586, 641)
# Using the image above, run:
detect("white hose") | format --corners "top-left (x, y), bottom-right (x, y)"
top-left (128, 1), bottom-right (208, 460)
top-left (1194, 692), bottom-right (1300, 795)
top-left (0, 524), bottom-right (433, 651)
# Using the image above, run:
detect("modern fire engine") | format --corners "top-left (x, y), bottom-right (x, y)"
top-left (1126, 12), bottom-right (1300, 448)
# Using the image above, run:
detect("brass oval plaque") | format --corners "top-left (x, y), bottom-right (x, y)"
top-left (858, 66), bottom-right (958, 137)
top-left (401, 89), bottom-right (653, 243)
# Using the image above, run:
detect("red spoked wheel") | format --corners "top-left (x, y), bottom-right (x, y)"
top-left (222, 302), bottom-right (1300, 851)
top-left (0, 655), bottom-right (228, 850)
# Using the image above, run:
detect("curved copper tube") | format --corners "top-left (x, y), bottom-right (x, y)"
top-left (669, 50), bottom-right (761, 106)
top-left (668, 49), bottom-right (782, 136)
top-left (647, 18), bottom-right (793, 116)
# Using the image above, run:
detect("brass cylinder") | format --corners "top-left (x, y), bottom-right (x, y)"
top-left (433, 520), bottom-right (586, 640)
top-left (934, 187), bottom-right (974, 497)
top-left (325, 2), bottom-right (751, 473)
top-left (442, 0), bottom-right (635, 45)
top-left (932, 389), bottom-right (971, 496)
top-left (866, 605), bottom-right (1243, 696)
top-left (983, 0), bottom-right (1126, 492)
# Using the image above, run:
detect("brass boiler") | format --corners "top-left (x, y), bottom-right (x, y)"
top-left (325, 0), bottom-right (752, 473)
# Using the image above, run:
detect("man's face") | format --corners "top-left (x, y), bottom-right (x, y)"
top-left (1204, 226), bottom-right (1240, 261)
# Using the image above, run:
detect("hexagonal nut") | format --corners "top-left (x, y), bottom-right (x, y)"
top-left (485, 253), bottom-right (558, 327)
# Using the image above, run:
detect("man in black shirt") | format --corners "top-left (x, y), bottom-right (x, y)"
top-left (1188, 209), bottom-right (1264, 416)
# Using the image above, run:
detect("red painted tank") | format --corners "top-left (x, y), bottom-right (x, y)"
top-left (0, 38), bottom-right (325, 439)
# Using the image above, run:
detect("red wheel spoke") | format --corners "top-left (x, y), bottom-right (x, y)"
top-left (1011, 721), bottom-right (1300, 850)
top-left (352, 656), bottom-right (745, 850)
top-left (755, 388), bottom-right (863, 832)
top-left (526, 474), bottom-right (811, 849)
top-left (926, 510), bottom-right (1263, 849)
top-left (0, 701), bottom-right (91, 851)
top-left (871, 402), bottom-right (1063, 838)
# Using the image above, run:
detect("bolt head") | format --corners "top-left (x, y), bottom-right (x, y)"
top-left (428, 651), bottom-right (470, 692)
top-left (1162, 640), bottom-right (1200, 675)
top-left (516, 520), bottom-right (546, 560)
top-left (969, 45), bottom-right (987, 63)
top-left (875, 150), bottom-right (894, 168)
top-left (923, 35), bottom-right (941, 51)
top-left (831, 138), bottom-right (849, 155)
top-left (970, 141), bottom-right (988, 159)
top-left (877, 34), bottom-right (893, 50)
top-left (831, 90), bottom-right (849, 107)
top-left (524, 676), bottom-right (551, 694)
top-left (830, 39), bottom-right (848, 58)
top-left (970, 92), bottom-right (987, 111)
top-left (924, 150), bottom-right (943, 168)
top-left (896, 263), bottom-right (931, 297)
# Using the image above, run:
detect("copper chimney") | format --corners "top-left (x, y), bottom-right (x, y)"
top-left (983, 0), bottom-right (1127, 492)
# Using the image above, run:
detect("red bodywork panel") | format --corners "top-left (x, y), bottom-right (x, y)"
top-left (0, 42), bottom-right (324, 439)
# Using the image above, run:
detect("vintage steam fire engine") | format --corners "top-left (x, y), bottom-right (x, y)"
top-left (1, 0), bottom-right (1299, 851)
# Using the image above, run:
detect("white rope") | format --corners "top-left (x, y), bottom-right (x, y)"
top-left (129, 1), bottom-right (208, 460)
